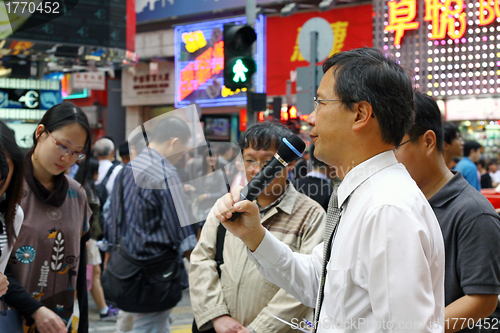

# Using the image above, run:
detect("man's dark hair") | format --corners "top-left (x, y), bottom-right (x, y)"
top-left (151, 116), bottom-right (191, 144)
top-left (443, 122), bottom-right (459, 144)
top-left (322, 47), bottom-right (415, 146)
top-left (238, 121), bottom-right (292, 152)
top-left (406, 92), bottom-right (444, 153)
top-left (477, 159), bottom-right (486, 169)
top-left (310, 144), bottom-right (327, 168)
top-left (119, 141), bottom-right (129, 157)
top-left (488, 160), bottom-right (498, 168)
top-left (463, 140), bottom-right (482, 157)
top-left (218, 143), bottom-right (234, 155)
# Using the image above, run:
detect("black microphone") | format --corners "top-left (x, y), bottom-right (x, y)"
top-left (228, 134), bottom-right (306, 221)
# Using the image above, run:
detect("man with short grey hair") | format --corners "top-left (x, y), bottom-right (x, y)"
top-left (95, 137), bottom-right (123, 196)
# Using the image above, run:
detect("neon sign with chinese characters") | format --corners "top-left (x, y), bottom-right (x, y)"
top-left (174, 16), bottom-right (265, 108)
top-left (385, 0), bottom-right (496, 46)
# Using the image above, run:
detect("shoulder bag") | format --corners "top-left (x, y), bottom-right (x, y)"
top-left (101, 170), bottom-right (183, 313)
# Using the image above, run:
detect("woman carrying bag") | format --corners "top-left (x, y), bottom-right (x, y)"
top-left (4, 102), bottom-right (92, 333)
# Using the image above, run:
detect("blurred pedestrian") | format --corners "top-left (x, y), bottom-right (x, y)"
top-left (74, 157), bottom-right (118, 321)
top-left (193, 146), bottom-right (227, 223)
top-left (119, 141), bottom-right (130, 165)
top-left (293, 144), bottom-right (333, 211)
top-left (443, 122), bottom-right (464, 170)
top-left (0, 120), bottom-right (25, 295)
top-left (94, 138), bottom-right (123, 198)
top-left (478, 159), bottom-right (493, 189)
top-left (105, 116), bottom-right (196, 333)
top-left (455, 141), bottom-right (483, 191)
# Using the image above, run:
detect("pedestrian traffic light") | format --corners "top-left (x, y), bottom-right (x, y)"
top-left (223, 24), bottom-right (257, 91)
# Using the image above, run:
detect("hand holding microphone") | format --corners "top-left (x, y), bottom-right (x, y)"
top-left (214, 134), bottom-right (306, 251)
top-left (228, 134), bottom-right (306, 221)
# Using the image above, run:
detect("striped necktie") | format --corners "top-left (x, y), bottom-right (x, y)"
top-left (313, 185), bottom-right (341, 333)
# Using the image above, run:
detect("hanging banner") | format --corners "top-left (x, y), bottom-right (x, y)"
top-left (266, 4), bottom-right (372, 96)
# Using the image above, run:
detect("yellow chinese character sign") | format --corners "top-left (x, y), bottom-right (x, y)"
top-left (424, 0), bottom-right (466, 39)
top-left (385, 0), bottom-right (420, 46)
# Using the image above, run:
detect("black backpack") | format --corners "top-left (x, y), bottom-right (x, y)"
top-left (96, 163), bottom-right (118, 231)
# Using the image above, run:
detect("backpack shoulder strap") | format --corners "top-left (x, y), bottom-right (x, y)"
top-left (102, 163), bottom-right (118, 188)
top-left (214, 222), bottom-right (226, 277)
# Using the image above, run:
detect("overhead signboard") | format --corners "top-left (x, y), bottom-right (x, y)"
top-left (73, 72), bottom-right (106, 90)
top-left (122, 61), bottom-right (174, 106)
top-left (0, 78), bottom-right (62, 121)
top-left (446, 98), bottom-right (500, 121)
top-left (137, 0), bottom-right (269, 23)
top-left (266, 4), bottom-right (373, 96)
top-left (174, 16), bottom-right (265, 108)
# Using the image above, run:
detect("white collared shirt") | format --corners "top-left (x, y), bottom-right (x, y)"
top-left (96, 159), bottom-right (123, 196)
top-left (249, 151), bottom-right (445, 332)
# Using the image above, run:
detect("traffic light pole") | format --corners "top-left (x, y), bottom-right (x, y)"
top-left (246, 0), bottom-right (256, 128)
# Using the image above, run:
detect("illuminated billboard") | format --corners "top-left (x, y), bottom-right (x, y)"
top-left (174, 16), bottom-right (265, 108)
top-left (374, 0), bottom-right (500, 99)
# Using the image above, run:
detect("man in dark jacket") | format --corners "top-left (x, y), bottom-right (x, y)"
top-left (293, 144), bottom-right (334, 211)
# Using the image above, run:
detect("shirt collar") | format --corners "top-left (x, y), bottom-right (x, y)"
top-left (259, 180), bottom-right (296, 218)
top-left (428, 171), bottom-right (467, 208)
top-left (338, 150), bottom-right (398, 208)
top-left (306, 171), bottom-right (330, 181)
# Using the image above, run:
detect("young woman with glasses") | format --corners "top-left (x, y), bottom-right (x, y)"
top-left (4, 102), bottom-right (92, 333)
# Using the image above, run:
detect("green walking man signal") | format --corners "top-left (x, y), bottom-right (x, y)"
top-left (223, 24), bottom-right (257, 90)
top-left (233, 59), bottom-right (248, 82)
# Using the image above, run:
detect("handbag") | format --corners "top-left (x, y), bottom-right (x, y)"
top-left (101, 170), bottom-right (183, 313)
top-left (0, 296), bottom-right (24, 333)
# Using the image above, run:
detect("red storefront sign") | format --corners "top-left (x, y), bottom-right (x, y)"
top-left (266, 4), bottom-right (373, 96)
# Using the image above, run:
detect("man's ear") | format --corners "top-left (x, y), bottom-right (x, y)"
top-left (423, 130), bottom-right (437, 155)
top-left (352, 101), bottom-right (374, 131)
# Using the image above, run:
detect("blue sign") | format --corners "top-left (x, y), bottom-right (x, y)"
top-left (137, 0), bottom-right (269, 23)
top-left (174, 16), bottom-right (266, 109)
top-left (0, 79), bottom-right (62, 113)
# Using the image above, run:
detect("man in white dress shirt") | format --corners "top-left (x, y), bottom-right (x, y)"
top-left (213, 48), bottom-right (446, 333)
top-left (94, 137), bottom-right (123, 196)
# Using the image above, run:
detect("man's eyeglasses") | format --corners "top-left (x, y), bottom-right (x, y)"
top-left (394, 135), bottom-right (422, 151)
top-left (313, 96), bottom-right (375, 118)
top-left (313, 96), bottom-right (342, 111)
top-left (46, 130), bottom-right (86, 161)
top-left (244, 159), bottom-right (272, 170)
